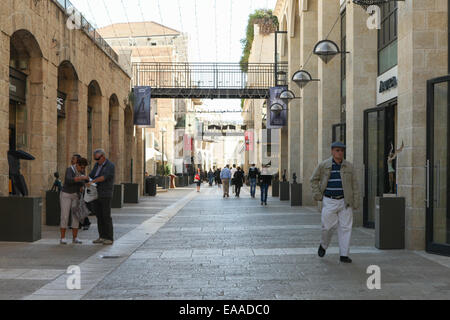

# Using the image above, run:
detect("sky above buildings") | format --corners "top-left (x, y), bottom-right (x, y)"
top-left (71, 0), bottom-right (277, 119)
top-left (71, 0), bottom-right (277, 63)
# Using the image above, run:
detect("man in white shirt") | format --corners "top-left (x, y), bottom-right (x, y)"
top-left (230, 164), bottom-right (237, 194)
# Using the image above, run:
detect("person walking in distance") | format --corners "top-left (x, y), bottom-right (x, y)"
top-left (258, 165), bottom-right (272, 206)
top-left (220, 165), bottom-right (232, 198)
top-left (310, 142), bottom-right (360, 263)
top-left (233, 167), bottom-right (244, 197)
top-left (248, 163), bottom-right (259, 198)
top-left (230, 164), bottom-right (237, 194)
top-left (88, 149), bottom-right (115, 245)
top-left (207, 168), bottom-right (214, 186)
top-left (194, 168), bottom-right (201, 192)
top-left (216, 168), bottom-right (222, 188)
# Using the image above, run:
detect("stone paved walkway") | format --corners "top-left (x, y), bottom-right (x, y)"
top-left (1, 184), bottom-right (450, 300)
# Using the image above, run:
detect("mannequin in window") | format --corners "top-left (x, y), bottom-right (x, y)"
top-left (387, 140), bottom-right (404, 193)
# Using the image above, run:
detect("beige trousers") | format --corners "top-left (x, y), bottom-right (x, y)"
top-left (60, 191), bottom-right (80, 229)
top-left (222, 178), bottom-right (230, 196)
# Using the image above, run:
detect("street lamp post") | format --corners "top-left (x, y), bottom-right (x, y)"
top-left (160, 127), bottom-right (167, 175)
top-left (274, 29), bottom-right (287, 86)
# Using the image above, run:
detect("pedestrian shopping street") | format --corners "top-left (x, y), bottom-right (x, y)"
top-left (1, 185), bottom-right (449, 300)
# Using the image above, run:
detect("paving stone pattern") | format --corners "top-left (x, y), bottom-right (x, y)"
top-left (82, 185), bottom-right (450, 300)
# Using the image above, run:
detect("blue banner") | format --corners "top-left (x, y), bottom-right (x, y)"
top-left (133, 86), bottom-right (151, 126)
top-left (267, 86), bottom-right (288, 128)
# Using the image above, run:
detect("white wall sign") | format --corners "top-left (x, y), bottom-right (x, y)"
top-left (376, 66), bottom-right (398, 105)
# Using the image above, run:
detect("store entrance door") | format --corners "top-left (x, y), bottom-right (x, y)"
top-left (426, 76), bottom-right (450, 256)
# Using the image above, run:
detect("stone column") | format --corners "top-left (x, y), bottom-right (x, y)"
top-left (0, 32), bottom-right (10, 196)
top-left (287, 7), bottom-right (301, 181)
top-left (397, 0), bottom-right (448, 249)
top-left (75, 83), bottom-right (88, 158)
top-left (300, 0), bottom-right (318, 205)
top-left (135, 127), bottom-right (144, 194)
top-left (27, 56), bottom-right (47, 198)
top-left (345, 3), bottom-right (377, 227)
top-left (318, 0), bottom-right (341, 162)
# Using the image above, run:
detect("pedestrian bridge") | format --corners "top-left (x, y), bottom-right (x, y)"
top-left (132, 62), bottom-right (288, 99)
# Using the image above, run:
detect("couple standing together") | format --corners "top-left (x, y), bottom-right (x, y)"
top-left (59, 149), bottom-right (115, 245)
top-left (219, 165), bottom-right (245, 198)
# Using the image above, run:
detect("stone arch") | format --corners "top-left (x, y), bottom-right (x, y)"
top-left (8, 29), bottom-right (44, 195)
top-left (108, 94), bottom-right (120, 167)
top-left (123, 104), bottom-right (134, 182)
top-left (87, 80), bottom-right (103, 166)
top-left (57, 60), bottom-right (79, 176)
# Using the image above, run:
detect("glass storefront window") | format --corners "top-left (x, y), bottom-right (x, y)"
top-left (378, 40), bottom-right (398, 75)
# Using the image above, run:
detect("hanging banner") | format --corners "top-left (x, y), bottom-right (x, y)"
top-left (267, 86), bottom-right (288, 129)
top-left (245, 130), bottom-right (254, 151)
top-left (133, 86), bottom-right (151, 126)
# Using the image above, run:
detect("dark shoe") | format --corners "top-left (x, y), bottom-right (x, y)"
top-left (318, 245), bottom-right (326, 257)
top-left (261, 202), bottom-right (263, 205)
top-left (340, 256), bottom-right (352, 263)
top-left (264, 202), bottom-right (267, 205)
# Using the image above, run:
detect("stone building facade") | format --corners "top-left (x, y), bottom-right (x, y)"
top-left (242, 24), bottom-right (275, 173)
top-left (1, 0), bottom-right (144, 222)
top-left (273, 0), bottom-right (449, 255)
top-left (98, 22), bottom-right (191, 176)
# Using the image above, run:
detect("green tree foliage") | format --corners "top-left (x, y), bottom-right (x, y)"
top-left (240, 9), bottom-right (279, 72)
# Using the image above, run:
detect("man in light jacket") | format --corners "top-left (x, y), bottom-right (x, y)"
top-left (310, 141), bottom-right (360, 263)
top-left (220, 165), bottom-right (232, 198)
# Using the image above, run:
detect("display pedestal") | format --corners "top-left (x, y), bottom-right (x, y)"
top-left (290, 183), bottom-right (302, 206)
top-left (0, 197), bottom-right (42, 242)
top-left (279, 182), bottom-right (290, 201)
top-left (272, 180), bottom-right (279, 197)
top-left (112, 184), bottom-right (124, 208)
top-left (123, 183), bottom-right (139, 203)
top-left (375, 196), bottom-right (405, 249)
top-left (45, 191), bottom-right (60, 226)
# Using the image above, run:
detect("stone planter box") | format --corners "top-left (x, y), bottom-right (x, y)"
top-left (45, 191), bottom-right (60, 226)
top-left (290, 183), bottom-right (302, 206)
top-left (112, 184), bottom-right (124, 208)
top-left (375, 197), bottom-right (405, 249)
top-left (279, 182), bottom-right (290, 201)
top-left (0, 196), bottom-right (42, 242)
top-left (122, 183), bottom-right (139, 203)
top-left (272, 179), bottom-right (279, 197)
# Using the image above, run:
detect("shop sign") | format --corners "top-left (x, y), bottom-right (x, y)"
top-left (376, 66), bottom-right (398, 105)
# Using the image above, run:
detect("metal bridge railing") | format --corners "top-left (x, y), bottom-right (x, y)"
top-left (132, 62), bottom-right (288, 89)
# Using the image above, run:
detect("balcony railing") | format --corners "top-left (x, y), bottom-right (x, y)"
top-left (52, 0), bottom-right (119, 63)
top-left (132, 62), bottom-right (289, 89)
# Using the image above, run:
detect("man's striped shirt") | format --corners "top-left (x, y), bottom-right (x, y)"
top-left (324, 159), bottom-right (344, 198)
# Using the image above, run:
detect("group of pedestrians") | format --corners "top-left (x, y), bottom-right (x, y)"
top-left (56, 139), bottom-right (360, 264)
top-left (59, 149), bottom-right (115, 246)
top-left (195, 140), bottom-right (359, 264)
top-left (215, 163), bottom-right (271, 205)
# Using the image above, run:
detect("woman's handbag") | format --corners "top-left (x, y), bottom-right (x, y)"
top-left (72, 193), bottom-right (91, 221)
top-left (84, 183), bottom-right (98, 203)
